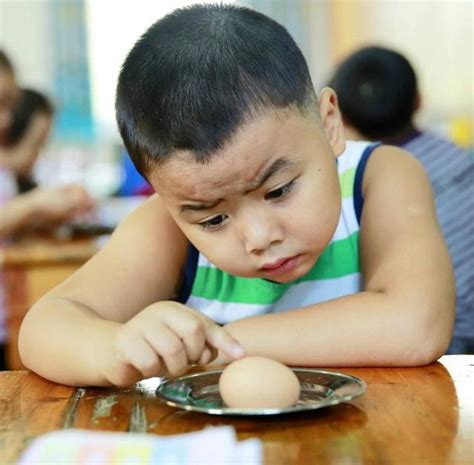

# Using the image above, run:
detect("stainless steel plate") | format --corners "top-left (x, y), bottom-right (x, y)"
top-left (156, 368), bottom-right (367, 416)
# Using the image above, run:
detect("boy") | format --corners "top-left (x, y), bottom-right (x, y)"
top-left (19, 4), bottom-right (454, 387)
top-left (329, 46), bottom-right (473, 354)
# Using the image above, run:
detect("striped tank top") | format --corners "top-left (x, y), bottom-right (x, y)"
top-left (177, 141), bottom-right (380, 324)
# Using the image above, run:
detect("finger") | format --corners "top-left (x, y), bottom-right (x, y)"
top-left (106, 361), bottom-right (145, 388)
top-left (196, 344), bottom-right (220, 365)
top-left (173, 319), bottom-right (207, 363)
top-left (116, 334), bottom-right (162, 379)
top-left (144, 326), bottom-right (188, 377)
top-left (197, 347), bottom-right (212, 365)
top-left (205, 325), bottom-right (245, 360)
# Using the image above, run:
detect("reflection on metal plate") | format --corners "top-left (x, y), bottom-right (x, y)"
top-left (156, 368), bottom-right (366, 416)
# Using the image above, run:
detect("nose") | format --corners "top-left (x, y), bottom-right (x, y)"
top-left (238, 208), bottom-right (284, 255)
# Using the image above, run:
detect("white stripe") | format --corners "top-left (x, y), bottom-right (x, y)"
top-left (338, 141), bottom-right (372, 172)
top-left (270, 273), bottom-right (362, 312)
top-left (186, 273), bottom-right (361, 324)
top-left (332, 197), bottom-right (359, 241)
top-left (198, 253), bottom-right (215, 268)
top-left (186, 296), bottom-right (270, 324)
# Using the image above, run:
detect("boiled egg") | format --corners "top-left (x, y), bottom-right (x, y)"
top-left (219, 356), bottom-right (300, 409)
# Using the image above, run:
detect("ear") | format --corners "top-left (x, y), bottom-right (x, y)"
top-left (318, 87), bottom-right (346, 157)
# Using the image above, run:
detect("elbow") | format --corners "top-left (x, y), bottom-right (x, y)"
top-left (398, 298), bottom-right (454, 367)
top-left (18, 308), bottom-right (36, 370)
top-left (402, 342), bottom-right (447, 367)
top-left (18, 301), bottom-right (47, 372)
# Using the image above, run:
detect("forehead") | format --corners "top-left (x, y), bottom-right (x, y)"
top-left (150, 110), bottom-right (323, 200)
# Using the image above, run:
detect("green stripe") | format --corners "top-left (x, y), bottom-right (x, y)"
top-left (191, 232), bottom-right (360, 304)
top-left (297, 231), bottom-right (359, 282)
top-left (339, 167), bottom-right (355, 199)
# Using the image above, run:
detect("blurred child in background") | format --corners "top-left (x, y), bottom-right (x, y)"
top-left (0, 50), bottom-right (94, 237)
top-left (7, 88), bottom-right (54, 193)
top-left (0, 50), bottom-right (93, 369)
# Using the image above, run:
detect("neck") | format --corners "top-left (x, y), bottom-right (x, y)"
top-left (379, 123), bottom-right (420, 146)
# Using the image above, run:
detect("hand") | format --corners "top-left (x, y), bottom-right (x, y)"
top-left (28, 185), bottom-right (94, 224)
top-left (104, 301), bottom-right (246, 386)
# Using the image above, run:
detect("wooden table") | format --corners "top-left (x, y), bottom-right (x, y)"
top-left (1, 236), bottom-right (100, 369)
top-left (1, 355), bottom-right (473, 464)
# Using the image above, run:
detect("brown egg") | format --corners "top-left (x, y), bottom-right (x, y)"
top-left (219, 356), bottom-right (301, 409)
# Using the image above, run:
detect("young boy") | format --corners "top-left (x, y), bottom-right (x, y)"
top-left (19, 4), bottom-right (454, 387)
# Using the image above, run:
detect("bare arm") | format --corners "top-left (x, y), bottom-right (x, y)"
top-left (19, 195), bottom-right (244, 386)
top-left (0, 192), bottom-right (39, 236)
top-left (19, 196), bottom-right (186, 385)
top-left (222, 147), bottom-right (455, 367)
top-left (0, 186), bottom-right (93, 237)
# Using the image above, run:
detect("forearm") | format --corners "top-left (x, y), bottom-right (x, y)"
top-left (0, 193), bottom-right (37, 236)
top-left (224, 291), bottom-right (453, 367)
top-left (19, 297), bottom-right (121, 386)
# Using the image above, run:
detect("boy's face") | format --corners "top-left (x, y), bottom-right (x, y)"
top-left (151, 107), bottom-right (343, 283)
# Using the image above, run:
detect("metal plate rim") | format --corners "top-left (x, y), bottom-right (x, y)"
top-left (156, 368), bottom-right (367, 416)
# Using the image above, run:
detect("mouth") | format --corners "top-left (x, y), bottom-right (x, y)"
top-left (260, 255), bottom-right (301, 276)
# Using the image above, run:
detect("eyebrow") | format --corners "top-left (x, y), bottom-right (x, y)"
top-left (180, 157), bottom-right (295, 214)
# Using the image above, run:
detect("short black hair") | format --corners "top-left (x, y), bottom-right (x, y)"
top-left (0, 49), bottom-right (14, 74)
top-left (329, 46), bottom-right (418, 139)
top-left (8, 88), bottom-right (54, 145)
top-left (116, 3), bottom-right (316, 176)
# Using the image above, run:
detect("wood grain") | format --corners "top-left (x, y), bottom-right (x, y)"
top-left (1, 356), bottom-right (473, 464)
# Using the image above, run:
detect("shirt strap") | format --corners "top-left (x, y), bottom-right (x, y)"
top-left (353, 142), bottom-right (382, 225)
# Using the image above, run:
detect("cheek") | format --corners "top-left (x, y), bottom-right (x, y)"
top-left (161, 205), bottom-right (249, 275)
top-left (290, 175), bottom-right (341, 247)
top-left (180, 226), bottom-right (249, 275)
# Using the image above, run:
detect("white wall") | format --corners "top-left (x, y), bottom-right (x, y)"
top-left (85, 0), bottom-right (231, 139)
top-left (2, 0), bottom-right (472, 138)
top-left (0, 0), bottom-right (53, 93)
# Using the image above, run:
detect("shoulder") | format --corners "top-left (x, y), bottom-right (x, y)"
top-left (362, 144), bottom-right (431, 198)
top-left (359, 144), bottom-right (440, 261)
top-left (108, 193), bottom-right (189, 266)
top-left (118, 193), bottom-right (179, 231)
top-left (40, 193), bottom-right (191, 322)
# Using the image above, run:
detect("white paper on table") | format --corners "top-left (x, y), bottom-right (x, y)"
top-left (17, 425), bottom-right (263, 465)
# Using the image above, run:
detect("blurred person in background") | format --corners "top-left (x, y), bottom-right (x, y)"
top-left (1, 49), bottom-right (93, 232)
top-left (8, 88), bottom-right (54, 193)
top-left (0, 49), bottom-right (93, 369)
top-left (329, 46), bottom-right (474, 354)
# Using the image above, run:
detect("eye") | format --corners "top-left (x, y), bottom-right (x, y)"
top-left (265, 179), bottom-right (296, 201)
top-left (198, 214), bottom-right (228, 230)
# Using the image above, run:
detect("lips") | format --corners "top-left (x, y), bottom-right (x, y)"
top-left (260, 255), bottom-right (301, 275)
